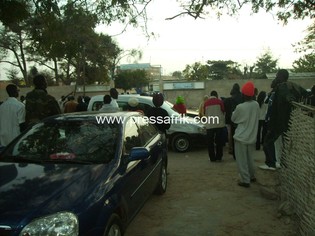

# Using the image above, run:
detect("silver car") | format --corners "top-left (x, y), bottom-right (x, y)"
top-left (87, 95), bottom-right (207, 152)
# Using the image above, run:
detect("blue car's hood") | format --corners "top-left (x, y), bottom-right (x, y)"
top-left (0, 162), bottom-right (112, 227)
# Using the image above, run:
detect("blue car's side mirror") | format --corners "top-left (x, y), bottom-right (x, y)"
top-left (129, 147), bottom-right (150, 161)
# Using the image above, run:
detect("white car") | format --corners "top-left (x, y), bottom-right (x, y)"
top-left (88, 94), bottom-right (207, 152)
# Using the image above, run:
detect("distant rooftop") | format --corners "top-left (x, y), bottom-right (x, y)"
top-left (266, 72), bottom-right (315, 80)
top-left (119, 63), bottom-right (152, 70)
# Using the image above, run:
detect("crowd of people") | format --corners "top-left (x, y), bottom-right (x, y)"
top-left (196, 69), bottom-right (313, 188)
top-left (0, 75), bottom-right (92, 150)
top-left (0, 71), bottom-right (314, 188)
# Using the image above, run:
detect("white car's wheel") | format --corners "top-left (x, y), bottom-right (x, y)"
top-left (171, 134), bottom-right (191, 152)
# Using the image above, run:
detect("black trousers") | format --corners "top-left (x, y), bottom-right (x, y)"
top-left (207, 128), bottom-right (224, 161)
top-left (256, 120), bottom-right (267, 150)
top-left (263, 130), bottom-right (279, 168)
top-left (231, 124), bottom-right (237, 160)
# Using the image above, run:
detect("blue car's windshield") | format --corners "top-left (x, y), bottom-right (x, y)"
top-left (1, 120), bottom-right (119, 164)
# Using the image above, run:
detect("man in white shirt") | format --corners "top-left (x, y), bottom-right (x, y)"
top-left (232, 81), bottom-right (260, 188)
top-left (99, 95), bottom-right (119, 113)
top-left (109, 88), bottom-right (119, 108)
top-left (0, 84), bottom-right (26, 147)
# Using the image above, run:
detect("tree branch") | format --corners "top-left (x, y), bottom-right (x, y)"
top-left (0, 60), bottom-right (19, 67)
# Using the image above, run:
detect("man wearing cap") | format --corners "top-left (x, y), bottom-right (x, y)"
top-left (127, 97), bottom-right (144, 115)
top-left (231, 81), bottom-right (260, 188)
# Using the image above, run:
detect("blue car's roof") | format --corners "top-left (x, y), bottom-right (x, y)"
top-left (43, 111), bottom-right (142, 121)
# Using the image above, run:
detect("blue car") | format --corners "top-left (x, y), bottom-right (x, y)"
top-left (0, 111), bottom-right (168, 236)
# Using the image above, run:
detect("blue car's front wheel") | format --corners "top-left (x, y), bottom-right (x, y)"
top-left (104, 214), bottom-right (123, 236)
top-left (154, 160), bottom-right (167, 195)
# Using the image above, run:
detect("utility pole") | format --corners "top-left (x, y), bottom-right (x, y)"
top-left (152, 65), bottom-right (163, 93)
top-left (159, 65), bottom-right (163, 93)
top-left (82, 46), bottom-right (86, 96)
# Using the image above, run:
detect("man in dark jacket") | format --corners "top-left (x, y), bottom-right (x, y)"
top-left (260, 69), bottom-right (308, 170)
top-left (147, 93), bottom-right (170, 134)
top-left (224, 83), bottom-right (243, 159)
top-left (25, 75), bottom-right (61, 126)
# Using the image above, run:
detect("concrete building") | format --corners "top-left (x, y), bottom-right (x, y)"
top-left (118, 63), bottom-right (163, 92)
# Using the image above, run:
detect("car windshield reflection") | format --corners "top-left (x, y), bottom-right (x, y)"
top-left (1, 120), bottom-right (119, 164)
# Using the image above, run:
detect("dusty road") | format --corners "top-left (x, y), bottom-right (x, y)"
top-left (125, 147), bottom-right (297, 236)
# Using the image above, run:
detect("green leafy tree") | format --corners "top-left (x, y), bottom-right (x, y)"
top-left (0, 23), bottom-right (31, 85)
top-left (0, 1), bottom-right (30, 28)
top-left (207, 60), bottom-right (241, 80)
top-left (0, 0), bottom-right (152, 36)
top-left (172, 71), bottom-right (183, 79)
top-left (6, 68), bottom-right (23, 86)
top-left (2, 1), bottom-right (314, 33)
top-left (294, 21), bottom-right (315, 54)
top-left (293, 21), bottom-right (315, 72)
top-left (61, 3), bottom-right (99, 85)
top-left (27, 2), bottom-right (121, 85)
top-left (292, 53), bottom-right (315, 72)
top-left (166, 0), bottom-right (314, 23)
top-left (110, 49), bottom-right (142, 83)
top-left (183, 62), bottom-right (209, 81)
top-left (253, 51), bottom-right (278, 79)
top-left (115, 69), bottom-right (149, 92)
top-left (0, 0), bottom-right (144, 84)
top-left (27, 5), bottom-right (68, 85)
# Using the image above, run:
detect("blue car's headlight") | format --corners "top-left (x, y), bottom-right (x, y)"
top-left (20, 212), bottom-right (78, 236)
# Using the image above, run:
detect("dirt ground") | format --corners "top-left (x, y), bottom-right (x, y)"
top-left (124, 146), bottom-right (298, 236)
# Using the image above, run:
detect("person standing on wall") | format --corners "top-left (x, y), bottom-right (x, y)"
top-left (260, 69), bottom-right (308, 170)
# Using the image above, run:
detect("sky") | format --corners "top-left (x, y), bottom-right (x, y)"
top-left (96, 0), bottom-right (313, 75)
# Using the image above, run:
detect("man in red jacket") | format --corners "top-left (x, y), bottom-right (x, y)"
top-left (204, 90), bottom-right (225, 162)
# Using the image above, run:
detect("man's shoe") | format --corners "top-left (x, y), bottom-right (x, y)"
top-left (238, 182), bottom-right (250, 188)
top-left (259, 164), bottom-right (276, 171)
top-left (250, 177), bottom-right (257, 183)
top-left (276, 162), bottom-right (281, 169)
